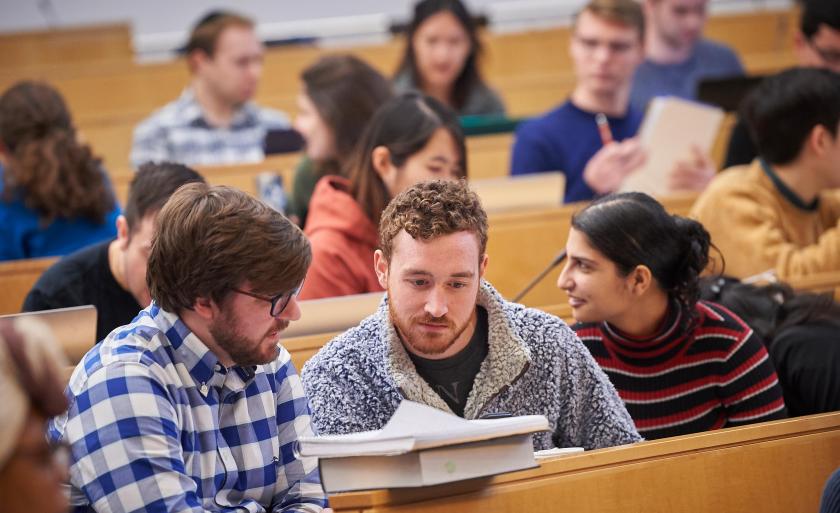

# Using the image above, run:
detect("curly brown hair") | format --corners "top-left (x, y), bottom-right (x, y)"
top-left (0, 81), bottom-right (114, 224)
top-left (147, 183), bottom-right (311, 313)
top-left (378, 179), bottom-right (487, 262)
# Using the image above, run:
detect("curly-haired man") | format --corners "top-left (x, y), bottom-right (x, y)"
top-left (302, 179), bottom-right (641, 450)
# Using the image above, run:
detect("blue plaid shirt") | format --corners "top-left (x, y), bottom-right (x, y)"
top-left (49, 303), bottom-right (327, 513)
top-left (130, 89), bottom-right (290, 169)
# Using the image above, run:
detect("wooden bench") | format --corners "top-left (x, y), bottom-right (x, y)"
top-left (327, 411), bottom-right (840, 513)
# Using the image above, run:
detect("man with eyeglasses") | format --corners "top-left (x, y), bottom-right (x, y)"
top-left (511, 0), bottom-right (714, 202)
top-left (726, 0), bottom-right (840, 167)
top-left (48, 184), bottom-right (331, 512)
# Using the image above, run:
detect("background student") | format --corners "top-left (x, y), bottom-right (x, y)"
top-left (558, 192), bottom-right (786, 439)
top-left (630, 0), bottom-right (744, 111)
top-left (725, 0), bottom-right (840, 167)
top-left (0, 81), bottom-right (119, 261)
top-left (510, 0), bottom-right (715, 203)
top-left (300, 93), bottom-right (465, 300)
top-left (691, 67), bottom-right (840, 280)
top-left (288, 54), bottom-right (393, 227)
top-left (0, 317), bottom-right (71, 513)
top-left (130, 11), bottom-right (290, 168)
top-left (23, 162), bottom-right (205, 342)
top-left (394, 0), bottom-right (505, 116)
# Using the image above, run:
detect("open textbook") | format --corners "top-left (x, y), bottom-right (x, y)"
top-left (297, 400), bottom-right (551, 491)
top-left (620, 96), bottom-right (724, 197)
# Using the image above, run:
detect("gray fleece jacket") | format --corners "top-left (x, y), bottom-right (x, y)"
top-left (301, 281), bottom-right (641, 450)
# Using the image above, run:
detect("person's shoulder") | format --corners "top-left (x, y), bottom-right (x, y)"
top-left (27, 241), bottom-right (110, 303)
top-left (302, 311), bottom-right (387, 379)
top-left (252, 103), bottom-right (291, 128)
top-left (695, 39), bottom-right (743, 68)
top-left (69, 311), bottom-right (171, 391)
top-left (695, 300), bottom-right (752, 336)
top-left (692, 163), bottom-right (762, 211)
top-left (696, 38), bottom-right (740, 58)
top-left (495, 292), bottom-right (582, 354)
top-left (134, 95), bottom-right (192, 132)
top-left (515, 102), bottom-right (575, 139)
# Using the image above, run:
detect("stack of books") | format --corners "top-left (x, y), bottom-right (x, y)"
top-left (298, 401), bottom-right (551, 492)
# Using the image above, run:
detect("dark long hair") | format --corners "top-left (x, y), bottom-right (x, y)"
top-left (0, 81), bottom-right (114, 223)
top-left (396, 0), bottom-right (485, 111)
top-left (571, 192), bottom-right (712, 328)
top-left (347, 92), bottom-right (466, 225)
top-left (700, 276), bottom-right (840, 344)
top-left (301, 55), bottom-right (393, 175)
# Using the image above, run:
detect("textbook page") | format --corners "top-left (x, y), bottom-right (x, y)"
top-left (620, 96), bottom-right (724, 197)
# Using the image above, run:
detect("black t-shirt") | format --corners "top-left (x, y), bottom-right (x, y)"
top-left (408, 306), bottom-right (489, 417)
top-left (769, 319), bottom-right (840, 417)
top-left (23, 240), bottom-right (141, 343)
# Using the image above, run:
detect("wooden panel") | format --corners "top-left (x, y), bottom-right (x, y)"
top-left (328, 412), bottom-right (840, 513)
top-left (0, 23), bottom-right (133, 69)
top-left (0, 256), bottom-right (58, 314)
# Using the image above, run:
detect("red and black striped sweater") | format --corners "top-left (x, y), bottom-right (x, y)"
top-left (574, 300), bottom-right (787, 440)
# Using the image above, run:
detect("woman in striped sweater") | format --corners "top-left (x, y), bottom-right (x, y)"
top-left (557, 192), bottom-right (787, 439)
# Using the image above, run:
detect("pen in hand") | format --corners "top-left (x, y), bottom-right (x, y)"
top-left (595, 112), bottom-right (614, 146)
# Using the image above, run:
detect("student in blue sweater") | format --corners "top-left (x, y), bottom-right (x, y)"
top-left (0, 81), bottom-right (119, 261)
top-left (511, 0), bottom-right (714, 203)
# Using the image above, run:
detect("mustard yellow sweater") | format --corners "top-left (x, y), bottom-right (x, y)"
top-left (690, 160), bottom-right (840, 280)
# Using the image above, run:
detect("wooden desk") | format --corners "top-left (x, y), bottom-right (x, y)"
top-left (328, 411), bottom-right (840, 513)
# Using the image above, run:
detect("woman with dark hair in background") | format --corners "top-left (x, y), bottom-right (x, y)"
top-left (0, 318), bottom-right (70, 513)
top-left (290, 55), bottom-right (393, 227)
top-left (0, 81), bottom-right (119, 261)
top-left (700, 276), bottom-right (840, 417)
top-left (394, 0), bottom-right (505, 116)
top-left (557, 192), bottom-right (786, 440)
top-left (300, 93), bottom-right (466, 300)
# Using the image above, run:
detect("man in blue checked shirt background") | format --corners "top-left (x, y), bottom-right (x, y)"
top-left (49, 183), bottom-right (331, 513)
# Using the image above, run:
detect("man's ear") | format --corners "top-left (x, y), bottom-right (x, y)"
top-left (192, 296), bottom-right (218, 321)
top-left (479, 253), bottom-right (489, 279)
top-left (188, 49), bottom-right (211, 74)
top-left (115, 215), bottom-right (130, 250)
top-left (628, 265), bottom-right (653, 296)
top-left (373, 249), bottom-right (389, 289)
top-left (810, 124), bottom-right (833, 157)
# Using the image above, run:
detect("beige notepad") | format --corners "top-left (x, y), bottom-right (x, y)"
top-left (620, 97), bottom-right (724, 197)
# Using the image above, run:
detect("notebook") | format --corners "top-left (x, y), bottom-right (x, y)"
top-left (620, 96), bottom-right (724, 197)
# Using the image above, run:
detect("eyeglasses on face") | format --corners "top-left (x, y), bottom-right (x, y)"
top-left (232, 280), bottom-right (305, 317)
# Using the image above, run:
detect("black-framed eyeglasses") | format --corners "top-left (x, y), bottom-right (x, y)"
top-left (232, 280), bottom-right (305, 317)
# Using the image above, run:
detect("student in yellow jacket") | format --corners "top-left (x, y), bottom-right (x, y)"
top-left (691, 68), bottom-right (840, 280)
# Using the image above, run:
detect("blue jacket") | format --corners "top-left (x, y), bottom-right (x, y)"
top-left (0, 163), bottom-right (120, 261)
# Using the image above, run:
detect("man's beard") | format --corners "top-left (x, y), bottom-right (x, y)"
top-left (209, 310), bottom-right (288, 366)
top-left (387, 291), bottom-right (475, 357)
